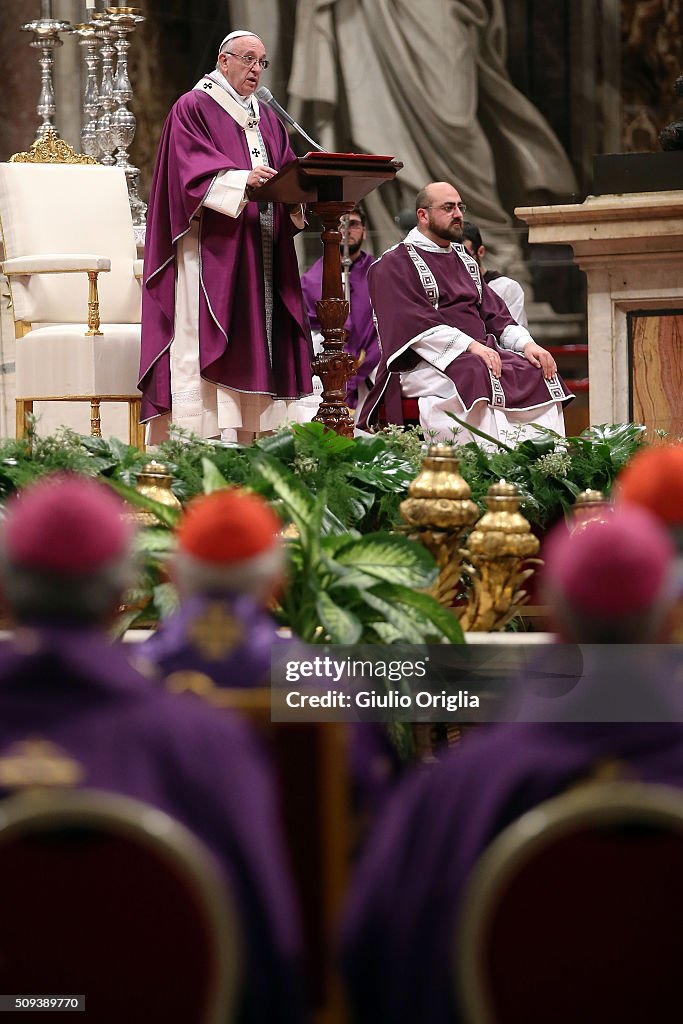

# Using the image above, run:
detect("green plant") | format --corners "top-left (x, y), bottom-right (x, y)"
top-left (447, 418), bottom-right (646, 529)
top-left (210, 452), bottom-right (464, 644)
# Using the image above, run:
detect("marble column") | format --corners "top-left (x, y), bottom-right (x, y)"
top-left (517, 191), bottom-right (683, 437)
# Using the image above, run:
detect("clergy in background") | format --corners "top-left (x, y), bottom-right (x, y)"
top-left (300, 206), bottom-right (380, 412)
top-left (140, 29), bottom-right (313, 444)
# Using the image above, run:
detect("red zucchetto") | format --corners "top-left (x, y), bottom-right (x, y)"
top-left (616, 444), bottom-right (683, 526)
top-left (177, 488), bottom-right (282, 564)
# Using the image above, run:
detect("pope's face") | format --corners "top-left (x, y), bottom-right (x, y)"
top-left (218, 35), bottom-right (267, 96)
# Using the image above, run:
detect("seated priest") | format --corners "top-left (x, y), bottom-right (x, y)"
top-left (300, 206), bottom-right (380, 412)
top-left (356, 181), bottom-right (573, 447)
top-left (142, 487), bottom-right (402, 824)
top-left (0, 476), bottom-right (306, 1023)
top-left (341, 507), bottom-right (683, 1023)
top-left (142, 487), bottom-right (291, 691)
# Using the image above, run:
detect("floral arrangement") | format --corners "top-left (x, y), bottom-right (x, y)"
top-left (0, 419), bottom-right (647, 636)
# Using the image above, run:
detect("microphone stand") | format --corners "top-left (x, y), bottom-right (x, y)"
top-left (255, 86), bottom-right (327, 153)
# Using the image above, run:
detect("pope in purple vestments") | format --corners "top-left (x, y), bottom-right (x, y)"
top-left (301, 209), bottom-right (380, 409)
top-left (139, 30), bottom-right (313, 434)
top-left (0, 476), bottom-right (306, 1023)
top-left (341, 509), bottom-right (683, 1023)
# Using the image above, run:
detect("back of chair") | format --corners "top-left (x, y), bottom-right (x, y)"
top-left (456, 781), bottom-right (683, 1024)
top-left (0, 789), bottom-right (241, 1024)
top-left (0, 164), bottom-right (140, 324)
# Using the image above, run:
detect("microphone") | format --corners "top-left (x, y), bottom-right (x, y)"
top-left (255, 87), bottom-right (327, 153)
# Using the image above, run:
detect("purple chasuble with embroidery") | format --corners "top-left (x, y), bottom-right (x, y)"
top-left (141, 593), bottom-right (292, 689)
top-left (357, 241), bottom-right (572, 429)
top-left (139, 87), bottom-right (313, 422)
top-left (301, 250), bottom-right (380, 407)
top-left (0, 626), bottom-right (306, 1022)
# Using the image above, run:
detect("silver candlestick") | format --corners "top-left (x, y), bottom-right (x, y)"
top-left (92, 13), bottom-right (117, 166)
top-left (73, 22), bottom-right (102, 160)
top-left (106, 7), bottom-right (146, 226)
top-left (21, 11), bottom-right (73, 140)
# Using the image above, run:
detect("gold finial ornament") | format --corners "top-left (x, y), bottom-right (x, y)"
top-left (571, 488), bottom-right (611, 532)
top-left (400, 444), bottom-right (479, 606)
top-left (131, 461), bottom-right (182, 525)
top-left (9, 128), bottom-right (97, 165)
top-left (459, 480), bottom-right (541, 632)
top-left (400, 444), bottom-right (479, 527)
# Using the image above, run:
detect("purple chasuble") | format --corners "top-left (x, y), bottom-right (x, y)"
top-left (141, 593), bottom-right (293, 689)
top-left (357, 241), bottom-right (573, 429)
top-left (139, 88), bottom-right (313, 422)
top-left (301, 250), bottom-right (380, 407)
top-left (0, 626), bottom-right (306, 1022)
top-left (341, 652), bottom-right (683, 1023)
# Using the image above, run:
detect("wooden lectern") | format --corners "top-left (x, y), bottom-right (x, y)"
top-left (254, 152), bottom-right (402, 436)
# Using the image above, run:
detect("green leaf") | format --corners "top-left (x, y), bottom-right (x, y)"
top-left (134, 526), bottom-right (175, 555)
top-left (446, 411), bottom-right (514, 452)
top-left (103, 478), bottom-right (181, 528)
top-left (333, 532), bottom-right (438, 588)
top-left (378, 582), bottom-right (465, 643)
top-left (292, 420), bottom-right (357, 454)
top-left (315, 590), bottom-right (363, 643)
top-left (251, 454), bottom-right (316, 541)
top-left (152, 581), bottom-right (180, 619)
top-left (201, 457), bottom-right (230, 494)
top-left (254, 429), bottom-right (296, 461)
top-left (356, 589), bottom-right (429, 644)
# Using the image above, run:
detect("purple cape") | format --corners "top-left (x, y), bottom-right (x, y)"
top-left (0, 625), bottom-right (305, 1022)
top-left (139, 88), bottom-right (313, 422)
top-left (357, 242), bottom-right (573, 429)
top-left (141, 593), bottom-right (292, 689)
top-left (341, 660), bottom-right (683, 1023)
top-left (301, 249), bottom-right (380, 407)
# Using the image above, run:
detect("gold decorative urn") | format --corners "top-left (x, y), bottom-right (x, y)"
top-left (400, 444), bottom-right (479, 606)
top-left (459, 480), bottom-right (540, 632)
top-left (571, 488), bottom-right (611, 532)
top-left (131, 461), bottom-right (182, 526)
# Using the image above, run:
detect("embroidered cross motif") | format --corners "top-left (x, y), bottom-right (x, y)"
top-left (251, 146), bottom-right (260, 157)
top-left (247, 119), bottom-right (259, 129)
top-left (202, 81), bottom-right (212, 90)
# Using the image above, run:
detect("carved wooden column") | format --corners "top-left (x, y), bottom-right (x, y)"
top-left (310, 201), bottom-right (356, 437)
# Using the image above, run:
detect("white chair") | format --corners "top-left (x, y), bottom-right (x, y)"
top-left (0, 138), bottom-right (145, 448)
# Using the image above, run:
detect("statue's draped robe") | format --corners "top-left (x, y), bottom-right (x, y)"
top-left (288, 0), bottom-right (577, 267)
